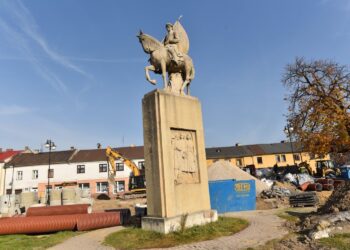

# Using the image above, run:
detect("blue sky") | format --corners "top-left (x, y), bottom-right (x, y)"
top-left (1, 0), bottom-right (350, 151)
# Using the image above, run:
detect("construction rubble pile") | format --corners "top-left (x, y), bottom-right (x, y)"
top-left (254, 168), bottom-right (349, 209)
top-left (300, 182), bottom-right (350, 240)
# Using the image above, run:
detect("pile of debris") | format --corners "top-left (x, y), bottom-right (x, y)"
top-left (318, 181), bottom-right (350, 214)
top-left (300, 181), bottom-right (350, 240)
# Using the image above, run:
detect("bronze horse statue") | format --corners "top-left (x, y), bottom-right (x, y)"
top-left (137, 23), bottom-right (195, 95)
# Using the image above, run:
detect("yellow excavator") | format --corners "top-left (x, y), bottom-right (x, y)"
top-left (298, 160), bottom-right (339, 177)
top-left (106, 146), bottom-right (146, 199)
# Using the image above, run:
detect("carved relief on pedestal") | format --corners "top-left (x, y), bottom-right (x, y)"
top-left (171, 129), bottom-right (199, 184)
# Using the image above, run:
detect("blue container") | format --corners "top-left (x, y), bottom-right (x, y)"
top-left (340, 166), bottom-right (350, 179)
top-left (209, 179), bottom-right (256, 213)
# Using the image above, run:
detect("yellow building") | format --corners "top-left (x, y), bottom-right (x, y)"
top-left (206, 142), bottom-right (330, 173)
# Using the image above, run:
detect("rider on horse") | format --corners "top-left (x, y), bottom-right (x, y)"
top-left (164, 23), bottom-right (183, 65)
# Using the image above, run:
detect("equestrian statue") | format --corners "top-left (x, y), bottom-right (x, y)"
top-left (137, 20), bottom-right (195, 95)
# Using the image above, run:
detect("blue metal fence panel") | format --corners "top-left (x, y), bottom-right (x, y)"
top-left (209, 179), bottom-right (256, 213)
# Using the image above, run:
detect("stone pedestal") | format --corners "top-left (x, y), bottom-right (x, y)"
top-left (142, 89), bottom-right (217, 233)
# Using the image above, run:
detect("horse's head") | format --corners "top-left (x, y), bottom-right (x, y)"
top-left (137, 30), bottom-right (163, 54)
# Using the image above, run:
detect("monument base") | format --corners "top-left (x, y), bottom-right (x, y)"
top-left (142, 209), bottom-right (218, 234)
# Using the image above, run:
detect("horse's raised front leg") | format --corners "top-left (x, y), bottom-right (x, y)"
top-left (160, 60), bottom-right (167, 89)
top-left (145, 65), bottom-right (157, 85)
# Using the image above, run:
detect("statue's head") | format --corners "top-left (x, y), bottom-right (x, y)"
top-left (166, 23), bottom-right (173, 32)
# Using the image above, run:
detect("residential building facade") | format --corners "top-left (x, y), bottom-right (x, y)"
top-left (2, 142), bottom-right (329, 198)
top-left (206, 142), bottom-right (330, 172)
top-left (0, 149), bottom-right (22, 195)
top-left (3, 146), bottom-right (145, 198)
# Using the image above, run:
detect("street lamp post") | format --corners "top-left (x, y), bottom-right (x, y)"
top-left (45, 139), bottom-right (56, 206)
top-left (284, 126), bottom-right (296, 166)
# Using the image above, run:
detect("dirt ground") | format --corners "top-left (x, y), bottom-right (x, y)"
top-left (316, 191), bottom-right (333, 206)
top-left (51, 209), bottom-right (289, 250)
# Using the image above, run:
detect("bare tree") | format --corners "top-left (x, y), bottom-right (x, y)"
top-left (283, 57), bottom-right (350, 156)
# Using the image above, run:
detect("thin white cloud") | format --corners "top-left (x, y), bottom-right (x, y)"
top-left (0, 17), bottom-right (68, 93)
top-left (66, 57), bottom-right (144, 63)
top-left (0, 105), bottom-right (31, 115)
top-left (0, 55), bottom-right (144, 64)
top-left (8, 0), bottom-right (91, 78)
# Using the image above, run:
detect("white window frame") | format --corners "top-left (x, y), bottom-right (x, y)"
top-left (116, 163), bottom-right (124, 171)
top-left (79, 183), bottom-right (90, 190)
top-left (77, 165), bottom-right (85, 174)
top-left (99, 164), bottom-right (107, 173)
top-left (32, 170), bottom-right (39, 179)
top-left (96, 182), bottom-right (108, 193)
top-left (16, 171), bottom-right (23, 180)
top-left (114, 180), bottom-right (125, 193)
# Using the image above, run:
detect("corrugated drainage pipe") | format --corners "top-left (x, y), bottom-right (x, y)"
top-left (322, 184), bottom-right (334, 191)
top-left (77, 212), bottom-right (121, 231)
top-left (316, 179), bottom-right (334, 185)
top-left (0, 214), bottom-right (79, 235)
top-left (307, 183), bottom-right (323, 192)
top-left (26, 204), bottom-right (91, 217)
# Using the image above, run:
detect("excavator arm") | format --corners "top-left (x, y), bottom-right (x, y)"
top-left (106, 146), bottom-right (140, 176)
top-left (105, 146), bottom-right (146, 199)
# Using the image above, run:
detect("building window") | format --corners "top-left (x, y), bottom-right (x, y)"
top-left (77, 165), bottom-right (85, 174)
top-left (275, 154), bottom-right (286, 163)
top-left (257, 157), bottom-right (263, 164)
top-left (96, 182), bottom-right (108, 193)
top-left (114, 181), bottom-right (125, 193)
top-left (79, 183), bottom-right (90, 190)
top-left (32, 170), bottom-right (39, 179)
top-left (15, 189), bottom-right (22, 194)
top-left (236, 159), bottom-right (243, 167)
top-left (275, 155), bottom-right (281, 162)
top-left (31, 187), bottom-right (38, 192)
top-left (48, 169), bottom-right (54, 178)
top-left (138, 161), bottom-right (145, 170)
top-left (116, 163), bottom-right (124, 171)
top-left (293, 154), bottom-right (301, 161)
top-left (16, 171), bottom-right (23, 180)
top-left (281, 154), bottom-right (286, 162)
top-left (99, 164), bottom-right (107, 172)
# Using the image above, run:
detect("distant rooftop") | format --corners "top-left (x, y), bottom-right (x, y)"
top-left (4, 142), bottom-right (304, 167)
top-left (205, 142), bottom-right (302, 159)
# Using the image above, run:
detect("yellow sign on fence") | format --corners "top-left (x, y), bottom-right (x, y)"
top-left (234, 182), bottom-right (251, 192)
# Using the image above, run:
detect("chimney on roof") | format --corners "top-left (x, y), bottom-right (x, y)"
top-left (281, 140), bottom-right (286, 143)
top-left (97, 143), bottom-right (101, 149)
top-left (0, 148), bottom-right (2, 152)
top-left (235, 143), bottom-right (240, 147)
top-left (70, 146), bottom-right (75, 150)
top-left (130, 144), bottom-right (135, 147)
